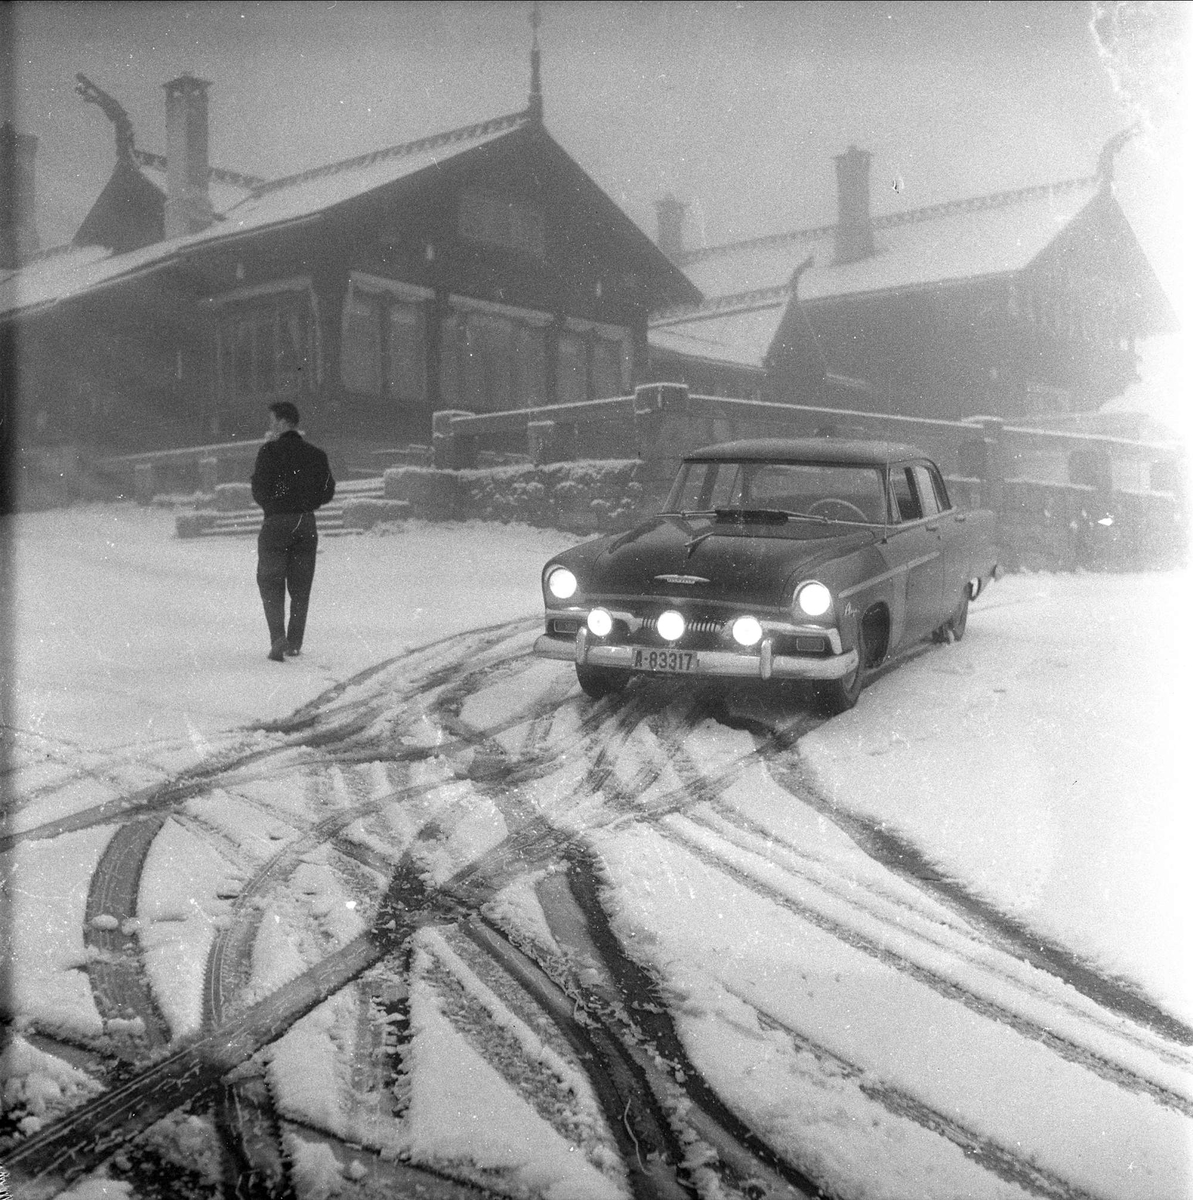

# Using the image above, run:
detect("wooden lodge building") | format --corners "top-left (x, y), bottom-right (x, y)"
top-left (0, 41), bottom-right (1178, 512)
top-left (0, 48), bottom-right (697, 476)
top-left (647, 140), bottom-right (1177, 429)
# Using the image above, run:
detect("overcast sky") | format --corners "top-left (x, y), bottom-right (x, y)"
top-left (3, 1), bottom-right (1190, 313)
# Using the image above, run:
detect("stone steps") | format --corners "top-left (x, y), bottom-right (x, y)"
top-left (180, 477), bottom-right (386, 539)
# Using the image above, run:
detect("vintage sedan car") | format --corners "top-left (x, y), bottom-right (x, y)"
top-left (533, 438), bottom-right (1001, 711)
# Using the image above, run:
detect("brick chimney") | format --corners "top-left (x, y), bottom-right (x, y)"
top-left (164, 73), bottom-right (214, 239)
top-left (655, 194), bottom-right (688, 262)
top-left (0, 122), bottom-right (40, 268)
top-left (833, 145), bottom-right (873, 265)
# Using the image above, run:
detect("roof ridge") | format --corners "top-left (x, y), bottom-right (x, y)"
top-left (250, 110), bottom-right (528, 196)
top-left (679, 172), bottom-right (1102, 264)
top-left (652, 282), bottom-right (791, 324)
top-left (132, 148), bottom-right (268, 190)
top-left (679, 223), bottom-right (831, 266)
top-left (871, 172), bottom-right (1100, 231)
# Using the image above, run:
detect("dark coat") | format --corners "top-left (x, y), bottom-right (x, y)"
top-left (251, 430), bottom-right (336, 516)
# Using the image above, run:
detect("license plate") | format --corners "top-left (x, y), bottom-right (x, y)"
top-left (632, 648), bottom-right (698, 673)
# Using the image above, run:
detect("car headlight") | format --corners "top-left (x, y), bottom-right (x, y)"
top-left (587, 608), bottom-right (613, 637)
top-left (796, 581), bottom-right (832, 617)
top-left (546, 567), bottom-right (578, 600)
top-left (731, 616), bottom-right (763, 646)
top-left (656, 610), bottom-right (685, 641)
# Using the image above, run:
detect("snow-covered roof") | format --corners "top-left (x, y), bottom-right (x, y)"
top-left (132, 149), bottom-right (263, 216)
top-left (648, 174), bottom-right (1107, 372)
top-left (1, 112), bottom-right (528, 320)
top-left (679, 174), bottom-right (1102, 305)
top-left (214, 112), bottom-right (526, 238)
top-left (0, 241), bottom-right (186, 319)
top-left (648, 287), bottom-right (787, 370)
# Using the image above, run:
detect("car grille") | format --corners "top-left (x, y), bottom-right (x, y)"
top-left (640, 614), bottom-right (725, 635)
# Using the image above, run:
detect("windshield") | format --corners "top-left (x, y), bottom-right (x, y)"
top-left (663, 459), bottom-right (889, 524)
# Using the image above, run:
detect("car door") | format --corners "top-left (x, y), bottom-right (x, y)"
top-left (887, 464), bottom-right (944, 646)
top-left (917, 463), bottom-right (967, 617)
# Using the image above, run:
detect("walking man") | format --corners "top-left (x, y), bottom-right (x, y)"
top-left (251, 401), bottom-right (336, 661)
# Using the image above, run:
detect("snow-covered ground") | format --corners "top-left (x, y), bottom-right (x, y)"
top-left (3, 503), bottom-right (1191, 1199)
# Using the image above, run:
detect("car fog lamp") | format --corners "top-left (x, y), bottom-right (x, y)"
top-left (732, 616), bottom-right (764, 647)
top-left (797, 581), bottom-right (832, 617)
top-left (587, 608), bottom-right (613, 637)
top-left (656, 610), bottom-right (686, 641)
top-left (547, 567), bottom-right (578, 600)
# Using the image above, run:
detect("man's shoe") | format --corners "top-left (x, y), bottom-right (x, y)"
top-left (268, 637), bottom-right (288, 662)
top-left (284, 643), bottom-right (302, 657)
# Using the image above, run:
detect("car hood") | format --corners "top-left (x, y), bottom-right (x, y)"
top-left (571, 516), bottom-right (880, 606)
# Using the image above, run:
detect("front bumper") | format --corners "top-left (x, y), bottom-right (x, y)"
top-left (534, 627), bottom-right (858, 682)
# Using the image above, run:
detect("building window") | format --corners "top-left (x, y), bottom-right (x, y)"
top-left (459, 188), bottom-right (545, 257)
top-left (557, 330), bottom-right (587, 405)
top-left (557, 326), bottom-right (632, 404)
top-left (341, 287), bottom-right (427, 402)
top-left (386, 303), bottom-right (427, 403)
top-left (341, 291), bottom-right (382, 395)
top-left (593, 334), bottom-right (630, 398)
top-left (216, 294), bottom-right (312, 406)
top-left (440, 303), bottom-right (548, 412)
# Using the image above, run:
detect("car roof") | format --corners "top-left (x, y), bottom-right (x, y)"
top-left (684, 437), bottom-right (931, 466)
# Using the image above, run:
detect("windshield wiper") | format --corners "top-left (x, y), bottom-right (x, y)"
top-left (714, 507), bottom-right (830, 525)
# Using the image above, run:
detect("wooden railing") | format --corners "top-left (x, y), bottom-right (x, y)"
top-left (431, 383), bottom-right (1184, 505)
top-left (95, 438), bottom-right (266, 502)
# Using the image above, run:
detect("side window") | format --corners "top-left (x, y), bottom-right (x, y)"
top-left (672, 464), bottom-right (712, 512)
top-left (709, 464), bottom-right (740, 508)
top-left (930, 466), bottom-right (951, 512)
top-left (889, 467), bottom-right (922, 522)
top-left (911, 465), bottom-right (941, 517)
top-left (672, 463), bottom-right (738, 512)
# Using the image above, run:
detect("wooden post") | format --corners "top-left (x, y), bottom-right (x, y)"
top-left (977, 416), bottom-right (1004, 512)
top-left (133, 462), bottom-right (156, 506)
top-left (528, 419), bottom-right (557, 465)
top-left (198, 456), bottom-right (219, 494)
top-left (432, 410), bottom-right (475, 470)
top-left (634, 383), bottom-right (690, 505)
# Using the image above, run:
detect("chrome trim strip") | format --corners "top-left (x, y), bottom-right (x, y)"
top-left (533, 635), bottom-right (859, 681)
top-left (837, 550), bottom-right (939, 599)
top-left (546, 608), bottom-right (843, 655)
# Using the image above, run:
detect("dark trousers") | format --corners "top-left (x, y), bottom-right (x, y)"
top-left (257, 513), bottom-right (318, 648)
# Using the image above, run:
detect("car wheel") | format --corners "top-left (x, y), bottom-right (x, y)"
top-left (819, 621), bottom-right (869, 714)
top-left (576, 664), bottom-right (629, 699)
top-left (933, 589), bottom-right (970, 643)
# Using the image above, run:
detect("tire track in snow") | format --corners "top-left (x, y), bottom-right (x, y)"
top-left (82, 818), bottom-right (173, 1056)
top-left (755, 733), bottom-right (1193, 1048)
top-left (684, 799), bottom-right (1193, 1078)
top-left (738, 996), bottom-right (1101, 1200)
top-left (656, 812), bottom-right (1193, 1120)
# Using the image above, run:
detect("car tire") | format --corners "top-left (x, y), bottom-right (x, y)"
top-left (576, 664), bottom-right (629, 699)
top-left (819, 622), bottom-right (869, 714)
top-left (933, 589), bottom-right (970, 643)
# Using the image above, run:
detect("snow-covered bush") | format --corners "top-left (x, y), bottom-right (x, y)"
top-left (383, 467), bottom-right (461, 518)
top-left (340, 498), bottom-right (411, 531)
top-left (213, 482), bottom-right (253, 512)
top-left (175, 511), bottom-right (219, 539)
top-left (454, 459), bottom-right (649, 532)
